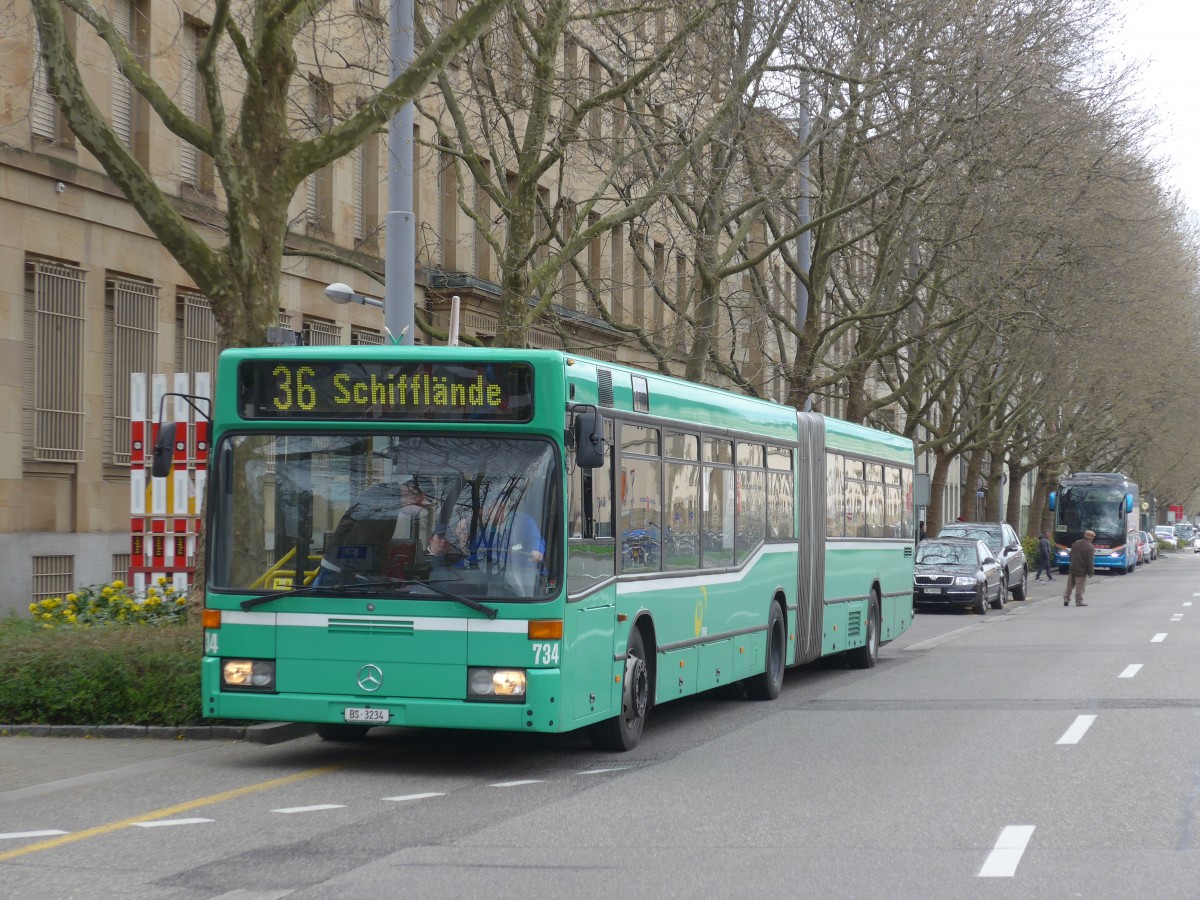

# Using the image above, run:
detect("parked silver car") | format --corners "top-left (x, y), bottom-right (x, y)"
top-left (935, 521), bottom-right (1028, 602)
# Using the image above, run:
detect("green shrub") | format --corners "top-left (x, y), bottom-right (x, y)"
top-left (0, 618), bottom-right (204, 726)
top-left (1021, 534), bottom-right (1039, 563)
top-left (28, 578), bottom-right (187, 627)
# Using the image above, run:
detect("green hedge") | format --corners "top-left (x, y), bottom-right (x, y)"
top-left (0, 620), bottom-right (205, 726)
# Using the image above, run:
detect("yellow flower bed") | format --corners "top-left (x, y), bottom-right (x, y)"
top-left (30, 577), bottom-right (188, 627)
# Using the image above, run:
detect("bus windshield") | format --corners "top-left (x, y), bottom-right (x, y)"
top-left (1055, 486), bottom-right (1126, 541)
top-left (210, 433), bottom-right (560, 599)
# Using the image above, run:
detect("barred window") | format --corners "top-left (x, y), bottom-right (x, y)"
top-left (176, 291), bottom-right (218, 381)
top-left (32, 555), bottom-right (74, 603)
top-left (351, 326), bottom-right (384, 345)
top-left (25, 258), bottom-right (86, 462)
top-left (106, 275), bottom-right (160, 465)
top-left (112, 553), bottom-right (131, 585)
top-left (302, 316), bottom-right (342, 346)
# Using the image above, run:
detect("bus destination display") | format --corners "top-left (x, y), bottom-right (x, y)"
top-left (238, 360), bottom-right (534, 422)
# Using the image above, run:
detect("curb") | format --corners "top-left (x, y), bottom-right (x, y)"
top-left (0, 721), bottom-right (314, 743)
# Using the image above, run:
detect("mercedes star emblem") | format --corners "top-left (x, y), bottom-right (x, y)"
top-left (357, 664), bottom-right (383, 692)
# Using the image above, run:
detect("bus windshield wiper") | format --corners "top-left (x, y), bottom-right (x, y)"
top-left (364, 579), bottom-right (498, 619)
top-left (238, 578), bottom-right (498, 619)
top-left (240, 583), bottom-right (360, 611)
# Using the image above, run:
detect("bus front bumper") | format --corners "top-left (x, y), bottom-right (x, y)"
top-left (201, 657), bottom-right (566, 733)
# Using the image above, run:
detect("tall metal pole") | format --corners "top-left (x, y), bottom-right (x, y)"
top-left (795, 85), bottom-right (812, 412)
top-left (386, 0), bottom-right (416, 345)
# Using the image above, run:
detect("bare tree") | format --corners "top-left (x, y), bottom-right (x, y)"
top-left (30, 0), bottom-right (513, 348)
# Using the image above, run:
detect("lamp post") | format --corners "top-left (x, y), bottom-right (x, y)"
top-left (386, 0), bottom-right (416, 345)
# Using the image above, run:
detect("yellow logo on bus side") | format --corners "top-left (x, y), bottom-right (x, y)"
top-left (695, 588), bottom-right (708, 638)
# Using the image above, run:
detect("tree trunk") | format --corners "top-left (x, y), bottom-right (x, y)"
top-left (928, 449), bottom-right (954, 536)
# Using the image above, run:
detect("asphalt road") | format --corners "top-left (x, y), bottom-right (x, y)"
top-left (2, 553), bottom-right (1199, 898)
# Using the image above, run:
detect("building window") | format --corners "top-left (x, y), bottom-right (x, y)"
top-left (306, 79), bottom-right (334, 233)
top-left (31, 24), bottom-right (59, 142)
top-left (588, 53), bottom-right (602, 139)
top-left (106, 275), bottom-right (160, 465)
top-left (32, 555), bottom-right (74, 603)
top-left (180, 21), bottom-right (214, 193)
top-left (302, 315), bottom-right (342, 346)
top-left (351, 326), bottom-right (384, 345)
top-left (474, 159), bottom-right (492, 281)
top-left (176, 291), bottom-right (218, 381)
top-left (631, 231), bottom-right (645, 325)
top-left (560, 198), bottom-right (577, 310)
top-left (112, 553), bottom-right (131, 585)
top-left (25, 258), bottom-right (86, 462)
top-left (611, 224), bottom-right (624, 319)
top-left (111, 0), bottom-right (134, 149)
top-left (439, 151), bottom-right (458, 269)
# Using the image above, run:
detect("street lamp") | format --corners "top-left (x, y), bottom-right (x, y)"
top-left (324, 282), bottom-right (406, 343)
top-left (324, 282), bottom-right (383, 309)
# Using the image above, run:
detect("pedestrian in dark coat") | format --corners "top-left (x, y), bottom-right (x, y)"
top-left (1035, 529), bottom-right (1055, 582)
top-left (1063, 530), bottom-right (1095, 607)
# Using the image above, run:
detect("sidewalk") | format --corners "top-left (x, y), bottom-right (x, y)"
top-left (0, 723), bottom-right (312, 797)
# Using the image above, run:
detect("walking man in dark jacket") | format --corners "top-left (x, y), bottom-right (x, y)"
top-left (1063, 530), bottom-right (1096, 607)
top-left (1035, 529), bottom-right (1055, 582)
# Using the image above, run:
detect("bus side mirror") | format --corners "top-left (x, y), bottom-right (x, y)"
top-left (151, 422), bottom-right (176, 478)
top-left (1048, 491), bottom-right (1057, 512)
top-left (573, 411), bottom-right (606, 469)
top-left (1125, 494), bottom-right (1134, 514)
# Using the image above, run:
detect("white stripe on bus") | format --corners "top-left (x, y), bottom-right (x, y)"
top-left (219, 610), bottom-right (529, 633)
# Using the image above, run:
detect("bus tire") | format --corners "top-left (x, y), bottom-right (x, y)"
top-left (590, 627), bottom-right (649, 752)
top-left (315, 723), bottom-right (371, 742)
top-left (847, 591), bottom-right (880, 669)
top-left (746, 601), bottom-right (785, 700)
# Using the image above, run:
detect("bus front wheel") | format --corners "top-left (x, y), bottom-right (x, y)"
top-left (590, 627), bottom-right (649, 751)
top-left (746, 601), bottom-right (785, 700)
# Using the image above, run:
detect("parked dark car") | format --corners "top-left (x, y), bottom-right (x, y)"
top-left (913, 537), bottom-right (1005, 615)
top-left (935, 521), bottom-right (1028, 601)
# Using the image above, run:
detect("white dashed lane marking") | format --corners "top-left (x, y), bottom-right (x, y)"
top-left (383, 792), bottom-right (445, 802)
top-left (132, 818), bottom-right (213, 828)
top-left (978, 825), bottom-right (1036, 877)
top-left (1056, 715), bottom-right (1096, 744)
top-left (1119, 664), bottom-right (1143, 679)
top-left (271, 805), bottom-right (346, 814)
top-left (1151, 633), bottom-right (1168, 643)
top-left (489, 780), bottom-right (544, 788)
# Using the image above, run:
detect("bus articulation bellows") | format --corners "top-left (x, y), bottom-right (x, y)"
top-left (183, 347), bottom-right (916, 750)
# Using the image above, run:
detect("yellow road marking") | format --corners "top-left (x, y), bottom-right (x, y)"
top-left (0, 762), bottom-right (346, 862)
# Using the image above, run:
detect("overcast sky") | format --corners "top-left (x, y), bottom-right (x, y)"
top-left (1107, 0), bottom-right (1200, 216)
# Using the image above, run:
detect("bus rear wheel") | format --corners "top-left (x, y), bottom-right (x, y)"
top-left (847, 591), bottom-right (880, 669)
top-left (590, 627), bottom-right (649, 751)
top-left (746, 601), bottom-right (785, 700)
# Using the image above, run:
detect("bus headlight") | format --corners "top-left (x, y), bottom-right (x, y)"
top-left (221, 659), bottom-right (276, 691)
top-left (467, 667), bottom-right (527, 701)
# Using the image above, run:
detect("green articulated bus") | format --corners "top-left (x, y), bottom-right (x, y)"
top-left (194, 347), bottom-right (916, 750)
